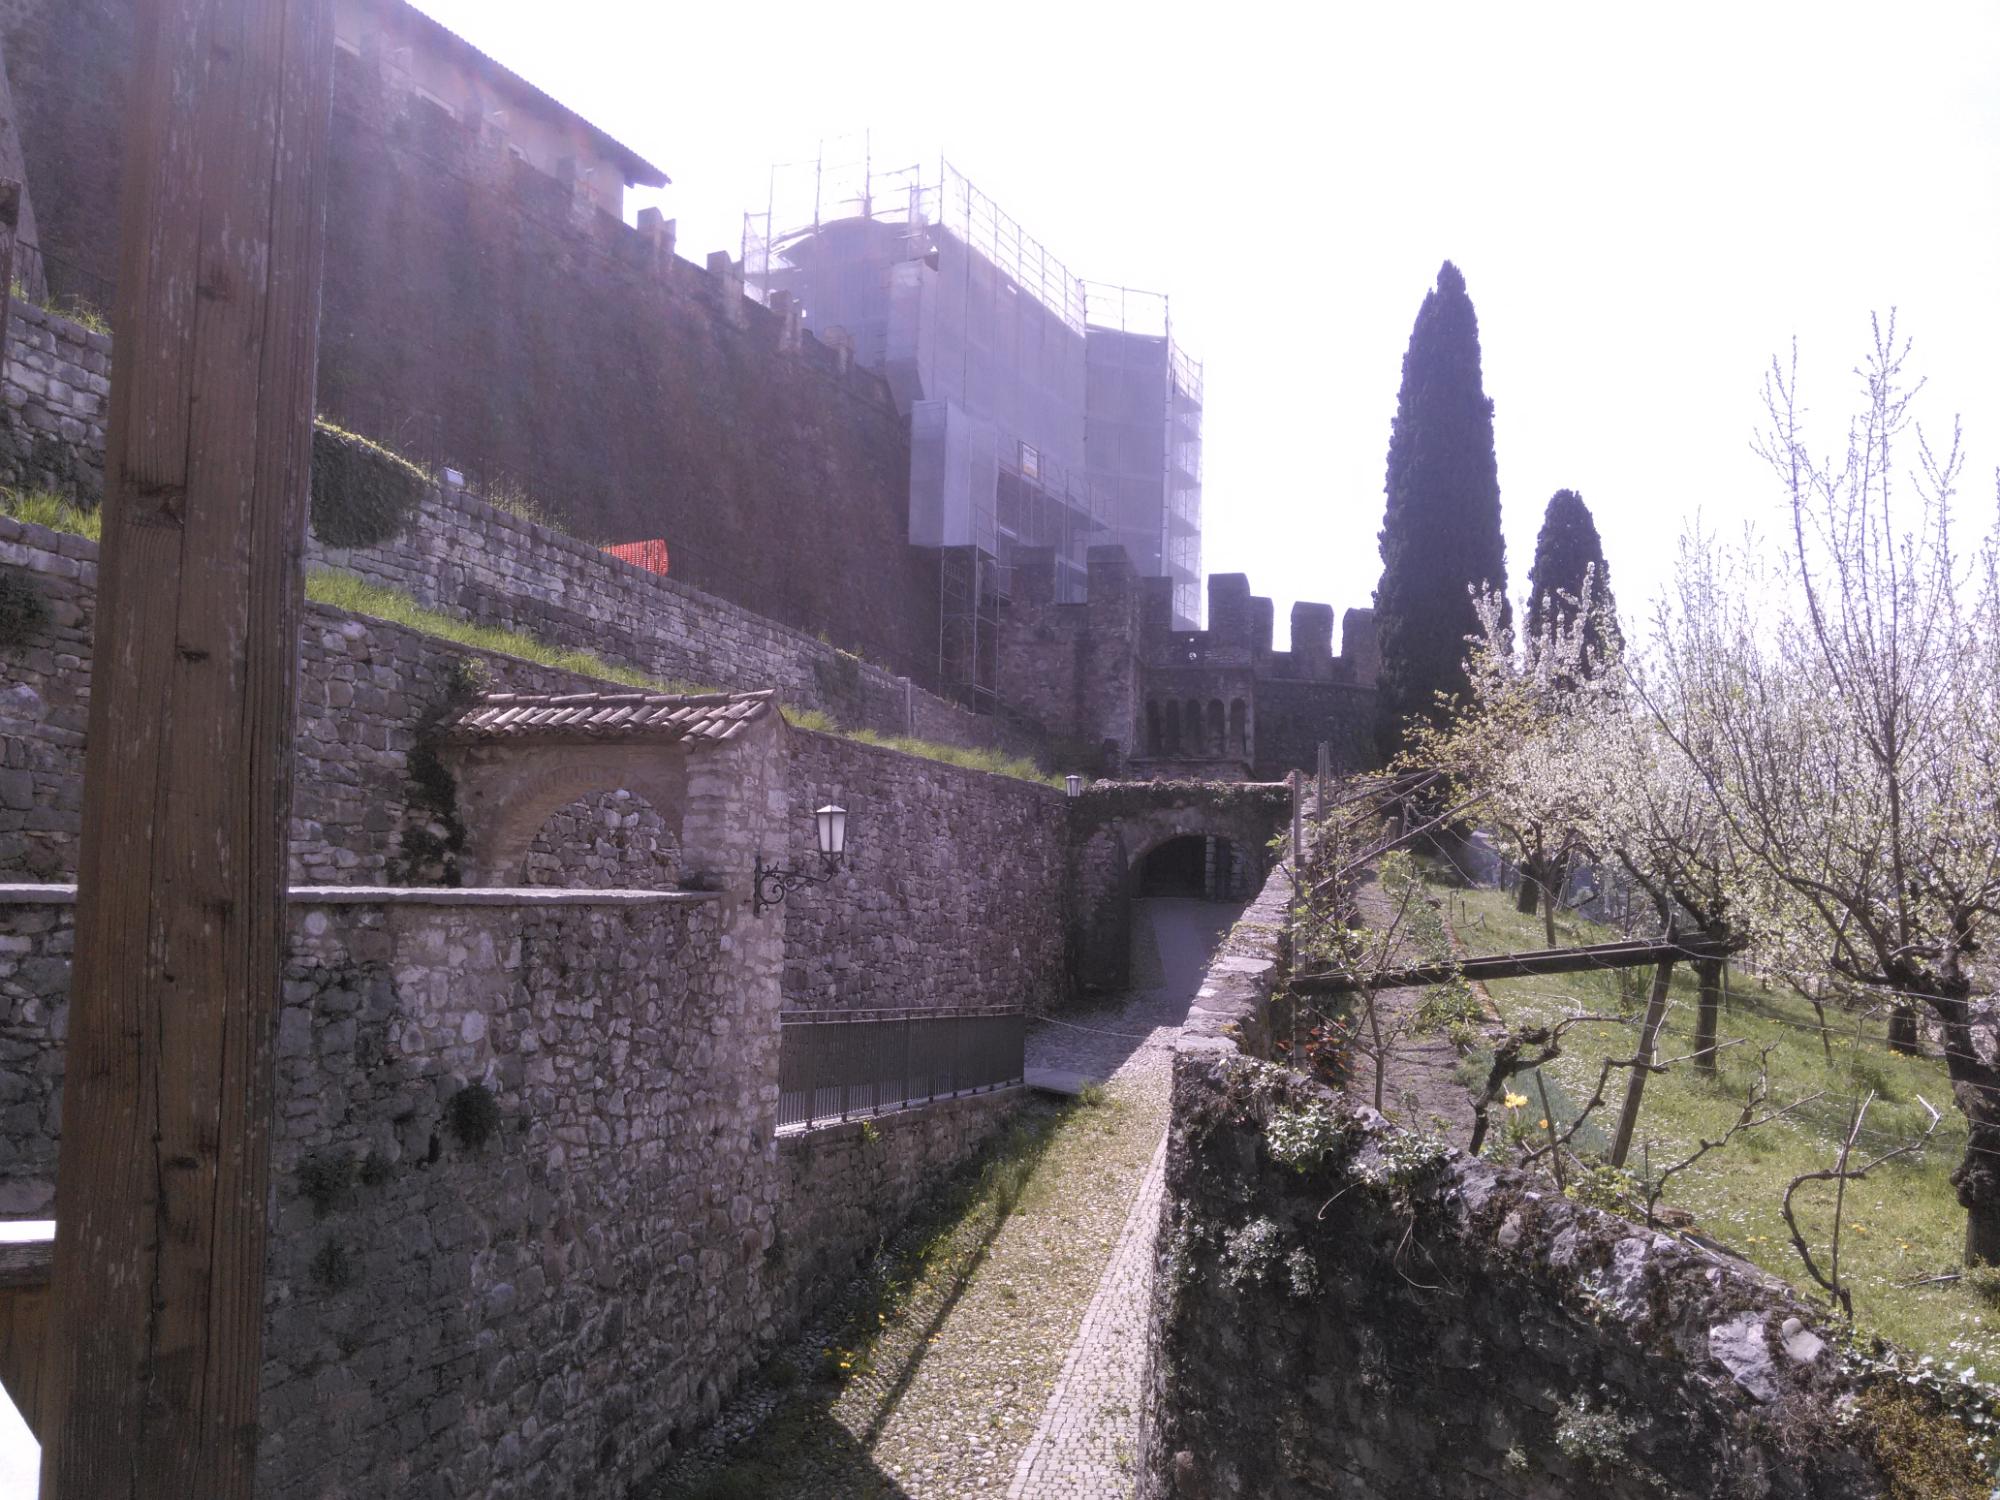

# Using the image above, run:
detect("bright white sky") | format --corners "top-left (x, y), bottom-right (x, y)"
top-left (411, 0), bottom-right (1999, 647)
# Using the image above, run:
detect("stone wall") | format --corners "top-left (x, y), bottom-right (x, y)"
top-left (0, 299), bottom-right (107, 501)
top-left (522, 788), bottom-right (678, 889)
top-left (0, 885), bottom-right (1022, 1493)
top-left (303, 476), bottom-right (1036, 758)
top-left (780, 729), bottom-right (1070, 1015)
top-left (1067, 780), bottom-right (1292, 995)
top-left (1001, 550), bottom-right (1380, 781)
top-left (0, 509), bottom-right (634, 886)
top-left (0, 511), bottom-right (89, 881)
top-left (0, 885), bottom-right (64, 1211)
top-left (2, 0), bottom-right (952, 681)
top-left (1139, 864), bottom-right (1915, 1499)
top-left (0, 297), bottom-right (1035, 758)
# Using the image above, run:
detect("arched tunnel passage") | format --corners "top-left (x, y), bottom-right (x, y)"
top-left (1135, 834), bottom-right (1244, 900)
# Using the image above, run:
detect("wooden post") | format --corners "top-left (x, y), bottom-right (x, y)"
top-left (1610, 941), bottom-right (1678, 1170)
top-left (40, 2), bottom-right (334, 1496)
top-left (1290, 770), bottom-right (1305, 931)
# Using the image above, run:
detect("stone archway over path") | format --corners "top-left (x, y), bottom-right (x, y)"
top-left (439, 689), bottom-right (781, 890)
top-left (1068, 780), bottom-right (1293, 994)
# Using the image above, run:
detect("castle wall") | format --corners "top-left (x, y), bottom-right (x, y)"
top-left (0, 508), bottom-right (1072, 969)
top-left (1247, 675), bottom-right (1376, 781)
top-left (0, 298), bottom-right (1038, 763)
top-left (1, 0), bottom-right (943, 681)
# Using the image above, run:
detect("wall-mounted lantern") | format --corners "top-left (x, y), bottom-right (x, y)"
top-left (753, 804), bottom-right (848, 915)
top-left (1065, 775), bottom-right (1084, 798)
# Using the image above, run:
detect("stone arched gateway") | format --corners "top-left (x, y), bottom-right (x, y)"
top-left (438, 689), bottom-right (781, 889)
top-left (1068, 780), bottom-right (1294, 993)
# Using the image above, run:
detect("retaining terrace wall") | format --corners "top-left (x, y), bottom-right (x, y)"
top-left (1139, 861), bottom-right (1913, 1499)
top-left (780, 729), bottom-right (1070, 1015)
top-left (0, 886), bottom-right (1021, 1494)
top-left (0, 509), bottom-right (635, 886)
top-left (0, 299), bottom-right (107, 502)
top-left (0, 299), bottom-right (1036, 758)
top-left (303, 479), bottom-right (1037, 758)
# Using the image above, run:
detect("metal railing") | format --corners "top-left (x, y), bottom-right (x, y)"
top-left (777, 1005), bottom-right (1025, 1131)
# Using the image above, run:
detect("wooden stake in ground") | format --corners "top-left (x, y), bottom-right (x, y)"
top-left (41, 2), bottom-right (334, 1495)
top-left (1610, 941), bottom-right (1678, 1169)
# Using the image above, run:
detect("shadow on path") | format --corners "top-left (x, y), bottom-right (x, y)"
top-left (1025, 898), bottom-right (1241, 1086)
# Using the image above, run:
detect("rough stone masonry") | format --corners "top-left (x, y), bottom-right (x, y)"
top-left (1139, 860), bottom-right (1920, 1499)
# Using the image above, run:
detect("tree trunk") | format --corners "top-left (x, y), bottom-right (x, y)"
top-left (1927, 988), bottom-right (2000, 1266)
top-left (1515, 871), bottom-right (1539, 915)
top-left (1966, 1191), bottom-right (2000, 1269)
top-left (1958, 1109), bottom-right (2000, 1267)
top-left (1887, 1002), bottom-right (1921, 1055)
top-left (1541, 882), bottom-right (1558, 947)
top-left (1692, 955), bottom-right (1723, 1074)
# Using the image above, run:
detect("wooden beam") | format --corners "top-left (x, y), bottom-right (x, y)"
top-left (39, 1), bottom-right (334, 1495)
top-left (1294, 935), bottom-right (1732, 996)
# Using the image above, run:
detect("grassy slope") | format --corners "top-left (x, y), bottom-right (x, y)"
top-left (1442, 876), bottom-right (1994, 1375)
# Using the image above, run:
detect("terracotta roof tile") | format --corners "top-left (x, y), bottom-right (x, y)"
top-left (444, 690), bottom-right (778, 744)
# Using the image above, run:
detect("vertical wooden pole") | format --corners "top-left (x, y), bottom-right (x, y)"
top-left (1289, 770), bottom-right (1305, 934)
top-left (41, 1), bottom-right (333, 1495)
top-left (1610, 943), bottom-right (1678, 1170)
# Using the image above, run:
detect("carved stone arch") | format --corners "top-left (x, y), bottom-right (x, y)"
top-left (435, 688), bottom-right (781, 890)
top-left (1069, 785), bottom-right (1292, 991)
top-left (449, 743), bottom-right (689, 887)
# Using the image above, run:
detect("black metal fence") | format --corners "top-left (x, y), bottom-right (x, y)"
top-left (777, 1006), bottom-right (1025, 1131)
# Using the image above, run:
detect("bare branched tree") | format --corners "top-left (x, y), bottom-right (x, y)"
top-left (1647, 315), bottom-right (2000, 1260)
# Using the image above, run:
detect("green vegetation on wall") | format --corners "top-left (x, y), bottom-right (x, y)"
top-left (0, 487), bottom-right (100, 542)
top-left (309, 421), bottom-right (430, 548)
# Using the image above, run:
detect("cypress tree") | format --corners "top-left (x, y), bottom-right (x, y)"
top-left (1526, 488), bottom-right (1619, 653)
top-left (1375, 261), bottom-right (1507, 759)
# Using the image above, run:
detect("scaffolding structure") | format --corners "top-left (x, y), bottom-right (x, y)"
top-left (1083, 283), bottom-right (1204, 628)
top-left (745, 142), bottom-right (1202, 696)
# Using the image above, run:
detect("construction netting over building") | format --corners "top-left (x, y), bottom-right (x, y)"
top-left (745, 145), bottom-right (1203, 703)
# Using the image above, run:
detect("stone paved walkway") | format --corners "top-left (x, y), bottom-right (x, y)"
top-left (1003, 898), bottom-right (1236, 1499)
top-left (655, 897), bottom-right (1236, 1500)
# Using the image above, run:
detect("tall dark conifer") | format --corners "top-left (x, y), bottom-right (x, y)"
top-left (1374, 261), bottom-right (1508, 759)
top-left (1526, 488), bottom-right (1619, 654)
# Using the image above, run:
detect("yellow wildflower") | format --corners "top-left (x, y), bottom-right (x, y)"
top-left (1503, 1092), bottom-right (1528, 1111)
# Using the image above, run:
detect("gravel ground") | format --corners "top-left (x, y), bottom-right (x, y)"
top-left (657, 898), bottom-right (1236, 1500)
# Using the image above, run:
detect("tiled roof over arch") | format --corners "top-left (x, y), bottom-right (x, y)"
top-left (445, 690), bottom-right (777, 745)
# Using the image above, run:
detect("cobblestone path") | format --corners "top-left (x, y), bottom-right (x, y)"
top-left (655, 897), bottom-right (1236, 1500)
top-left (1002, 899), bottom-right (1232, 1499)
